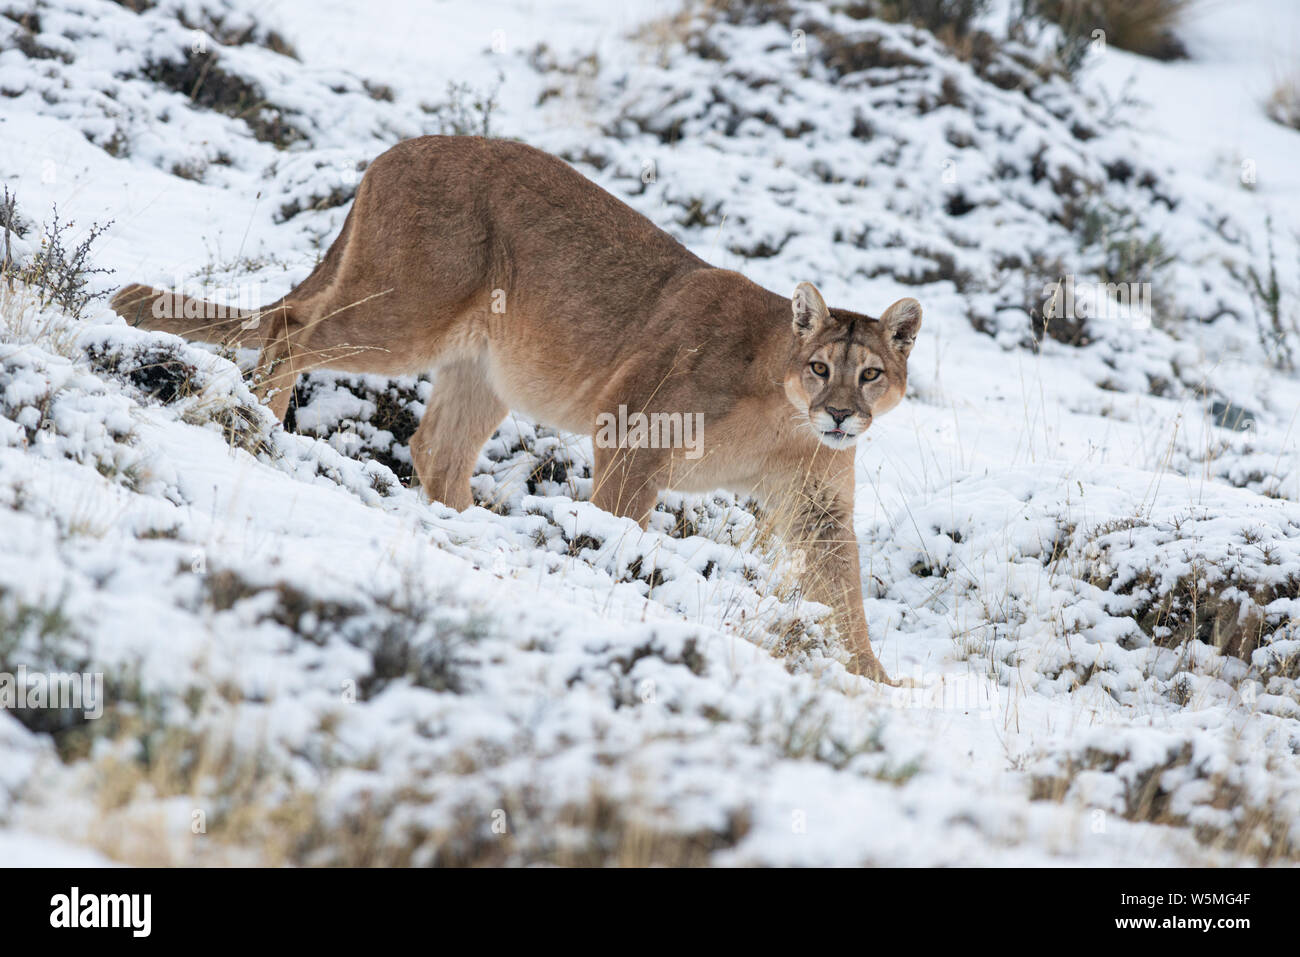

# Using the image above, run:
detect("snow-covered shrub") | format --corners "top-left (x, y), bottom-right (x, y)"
top-left (1030, 730), bottom-right (1298, 863)
top-left (0, 0), bottom-right (427, 193)
top-left (0, 330), bottom-right (151, 494)
top-left (141, 47), bottom-right (307, 149)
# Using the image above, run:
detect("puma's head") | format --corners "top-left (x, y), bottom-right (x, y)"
top-left (783, 282), bottom-right (921, 450)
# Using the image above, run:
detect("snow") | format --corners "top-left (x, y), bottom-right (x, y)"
top-left (0, 0), bottom-right (1297, 865)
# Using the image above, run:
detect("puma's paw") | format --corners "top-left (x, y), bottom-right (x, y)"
top-left (846, 653), bottom-right (898, 686)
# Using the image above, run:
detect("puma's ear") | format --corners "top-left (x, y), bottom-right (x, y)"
top-left (880, 297), bottom-right (922, 356)
top-left (792, 282), bottom-right (830, 338)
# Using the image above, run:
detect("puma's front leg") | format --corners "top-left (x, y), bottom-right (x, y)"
top-left (783, 479), bottom-right (894, 685)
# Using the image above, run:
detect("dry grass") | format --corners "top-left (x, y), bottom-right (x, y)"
top-left (0, 280), bottom-right (81, 358)
top-left (1265, 73), bottom-right (1300, 131)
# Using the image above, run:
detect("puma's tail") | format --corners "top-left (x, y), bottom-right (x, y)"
top-left (109, 283), bottom-right (269, 347)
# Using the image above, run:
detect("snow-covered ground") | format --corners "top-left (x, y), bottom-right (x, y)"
top-left (0, 0), bottom-right (1297, 865)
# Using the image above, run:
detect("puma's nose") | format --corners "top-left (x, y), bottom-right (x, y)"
top-left (826, 407), bottom-right (853, 425)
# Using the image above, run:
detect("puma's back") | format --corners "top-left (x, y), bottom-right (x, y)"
top-left (356, 136), bottom-right (711, 339)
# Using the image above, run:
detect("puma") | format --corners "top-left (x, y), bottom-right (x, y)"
top-left (110, 136), bottom-right (921, 683)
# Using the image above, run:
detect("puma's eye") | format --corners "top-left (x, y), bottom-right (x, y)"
top-left (861, 368), bottom-right (883, 383)
top-left (810, 361), bottom-right (829, 378)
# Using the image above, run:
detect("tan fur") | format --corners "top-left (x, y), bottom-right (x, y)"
top-left (110, 136), bottom-right (922, 683)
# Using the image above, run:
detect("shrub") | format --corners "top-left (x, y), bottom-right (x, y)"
top-left (1022, 0), bottom-right (1189, 64)
top-left (142, 49), bottom-right (306, 148)
top-left (1265, 74), bottom-right (1300, 131)
top-left (1235, 217), bottom-right (1299, 371)
top-left (420, 80), bottom-right (501, 137)
top-left (2, 195), bottom-right (114, 319)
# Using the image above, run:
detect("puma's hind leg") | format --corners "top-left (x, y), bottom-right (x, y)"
top-left (409, 356), bottom-right (507, 510)
top-left (590, 442), bottom-right (666, 529)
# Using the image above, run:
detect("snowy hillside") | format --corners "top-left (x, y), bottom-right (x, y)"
top-left (0, 0), bottom-right (1298, 865)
